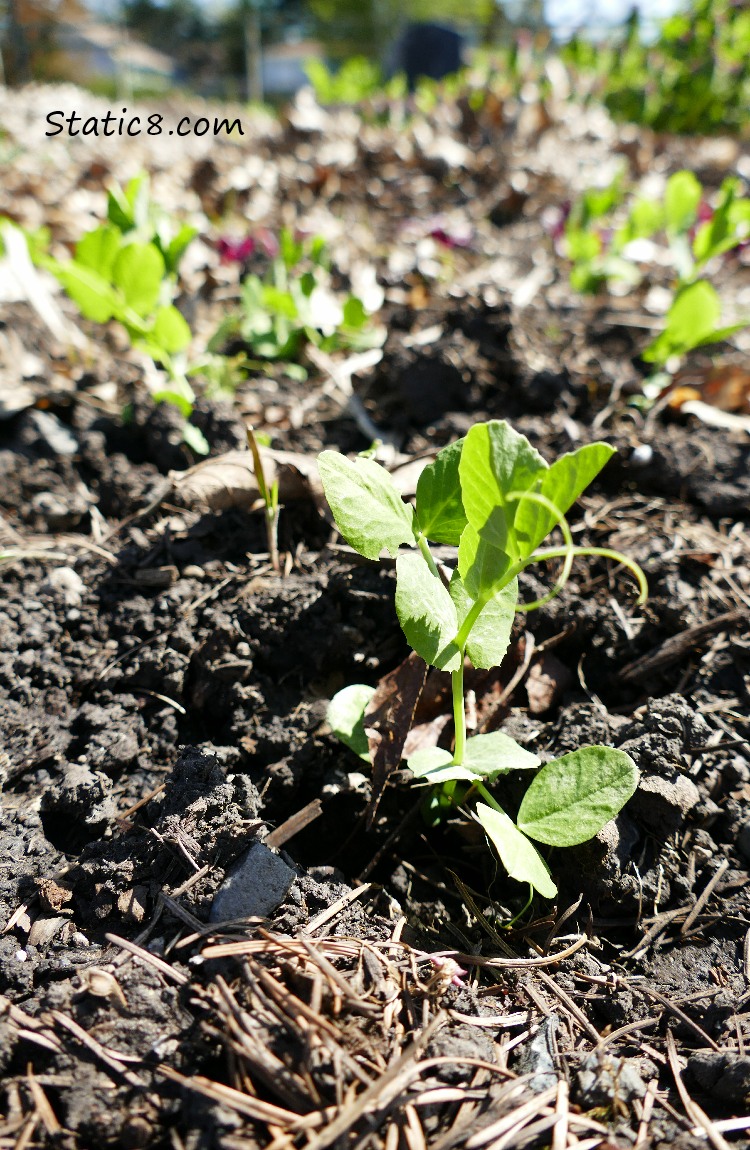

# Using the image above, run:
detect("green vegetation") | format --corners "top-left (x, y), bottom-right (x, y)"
top-left (565, 169), bottom-right (750, 373)
top-left (209, 227), bottom-right (383, 371)
top-left (564, 0), bottom-right (750, 137)
top-left (321, 419), bottom-right (646, 899)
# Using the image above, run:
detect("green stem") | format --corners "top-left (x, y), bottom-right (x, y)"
top-left (452, 662), bottom-right (466, 765)
top-left (454, 592), bottom-right (490, 650)
top-left (416, 532), bottom-right (440, 578)
top-left (475, 781), bottom-right (504, 813)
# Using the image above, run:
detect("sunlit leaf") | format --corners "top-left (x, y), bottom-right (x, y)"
top-left (664, 170), bottom-right (701, 235)
top-left (327, 683), bottom-right (375, 761)
top-left (112, 242), bottom-right (164, 315)
top-left (318, 451), bottom-right (416, 560)
top-left (517, 746), bottom-right (638, 846)
top-left (476, 803), bottom-right (557, 898)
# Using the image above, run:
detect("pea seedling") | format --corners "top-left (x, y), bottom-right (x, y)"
top-left (319, 420), bottom-right (647, 899)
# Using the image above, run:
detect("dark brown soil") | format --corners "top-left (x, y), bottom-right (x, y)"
top-left (1, 81), bottom-right (749, 1150)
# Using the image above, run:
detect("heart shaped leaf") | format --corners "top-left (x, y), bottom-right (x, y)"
top-left (517, 746), bottom-right (638, 846)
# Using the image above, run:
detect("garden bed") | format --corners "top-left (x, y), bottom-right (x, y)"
top-left (1, 81), bottom-right (750, 1149)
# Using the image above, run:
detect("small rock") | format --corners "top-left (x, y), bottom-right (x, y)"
top-left (515, 1016), bottom-right (558, 1092)
top-left (688, 1051), bottom-right (750, 1105)
top-left (209, 842), bottom-right (296, 923)
top-left (578, 1050), bottom-right (647, 1107)
top-left (20, 408), bottom-right (79, 456)
top-left (629, 773), bottom-right (700, 835)
top-left (41, 566), bottom-right (85, 608)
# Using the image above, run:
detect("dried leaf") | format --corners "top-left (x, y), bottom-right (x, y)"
top-left (170, 446), bottom-right (323, 513)
top-left (525, 653), bottom-right (571, 715)
top-left (364, 652), bottom-right (427, 826)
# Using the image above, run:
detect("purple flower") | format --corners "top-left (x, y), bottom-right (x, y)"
top-left (216, 235), bottom-right (255, 264)
top-left (429, 225), bottom-right (473, 250)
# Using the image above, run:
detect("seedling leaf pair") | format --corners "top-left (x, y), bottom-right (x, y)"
top-left (408, 730), bottom-right (540, 785)
top-left (319, 420), bottom-right (645, 902)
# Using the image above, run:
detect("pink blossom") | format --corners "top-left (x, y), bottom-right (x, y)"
top-left (216, 235), bottom-right (255, 264)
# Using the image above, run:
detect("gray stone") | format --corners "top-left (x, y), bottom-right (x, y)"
top-left (688, 1051), bottom-right (750, 1104)
top-left (578, 1050), bottom-right (647, 1107)
top-left (515, 1016), bottom-right (558, 1093)
top-left (209, 842), bottom-right (296, 923)
top-left (629, 772), bottom-right (700, 835)
top-left (41, 566), bottom-right (85, 607)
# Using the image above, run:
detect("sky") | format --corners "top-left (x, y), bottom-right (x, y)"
top-left (545, 0), bottom-right (683, 36)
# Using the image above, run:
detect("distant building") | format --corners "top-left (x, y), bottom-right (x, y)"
top-left (56, 22), bottom-right (175, 90)
top-left (262, 38), bottom-right (323, 96)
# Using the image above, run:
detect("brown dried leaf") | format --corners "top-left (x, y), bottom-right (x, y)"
top-left (170, 447), bottom-right (323, 513)
top-left (402, 714), bottom-right (452, 760)
top-left (526, 653), bottom-right (572, 715)
top-left (364, 652), bottom-right (427, 827)
top-left (37, 877), bottom-right (73, 913)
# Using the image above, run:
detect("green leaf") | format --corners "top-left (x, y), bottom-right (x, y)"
top-left (327, 683), bottom-right (375, 761)
top-left (514, 442), bottom-right (616, 558)
top-left (517, 746), bottom-right (638, 847)
top-left (164, 224), bottom-right (198, 274)
top-left (457, 522), bottom-right (512, 600)
top-left (395, 553), bottom-right (460, 671)
top-left (664, 171), bottom-right (701, 235)
top-left (642, 280), bottom-right (723, 364)
top-left (151, 305), bottom-right (191, 354)
top-left (463, 731), bottom-right (541, 777)
top-left (182, 422), bottom-right (210, 456)
top-left (112, 242), bottom-right (164, 315)
top-left (408, 747), bottom-right (473, 784)
top-left (416, 438), bottom-right (467, 545)
top-left (459, 421), bottom-right (547, 560)
top-left (55, 262), bottom-right (118, 323)
top-left (342, 296), bottom-right (367, 328)
top-left (449, 571), bottom-right (517, 669)
top-left (75, 225), bottom-right (121, 280)
top-left (621, 197), bottom-right (664, 242)
top-left (318, 451), bottom-right (416, 560)
top-left (476, 803), bottom-right (557, 898)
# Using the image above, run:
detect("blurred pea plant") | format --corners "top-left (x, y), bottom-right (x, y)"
top-left (207, 227), bottom-right (384, 379)
top-left (18, 174), bottom-right (206, 452)
top-left (563, 169), bottom-right (750, 386)
top-left (321, 420), bottom-right (647, 900)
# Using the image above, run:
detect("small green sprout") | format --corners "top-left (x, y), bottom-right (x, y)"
top-left (319, 420), bottom-right (647, 900)
top-left (209, 228), bottom-right (383, 371)
top-left (247, 427), bottom-right (280, 575)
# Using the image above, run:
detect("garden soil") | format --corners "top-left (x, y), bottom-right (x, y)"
top-left (1, 81), bottom-right (750, 1149)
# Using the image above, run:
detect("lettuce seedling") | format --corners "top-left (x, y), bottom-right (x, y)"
top-left (319, 420), bottom-right (647, 899)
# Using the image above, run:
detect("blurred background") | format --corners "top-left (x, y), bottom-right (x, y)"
top-left (3, 0), bottom-right (745, 141)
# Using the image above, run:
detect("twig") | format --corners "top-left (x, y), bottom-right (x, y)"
top-left (681, 859), bottom-right (729, 936)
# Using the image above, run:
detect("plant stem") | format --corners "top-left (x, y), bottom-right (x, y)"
top-left (475, 781), bottom-right (504, 813)
top-left (417, 533), bottom-right (440, 578)
top-left (454, 592), bottom-right (490, 650)
top-left (452, 662), bottom-right (466, 765)
top-left (247, 427), bottom-right (281, 574)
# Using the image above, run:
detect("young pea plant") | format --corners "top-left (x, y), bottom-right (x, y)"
top-left (246, 427), bottom-right (280, 574)
top-left (319, 420), bottom-right (647, 899)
